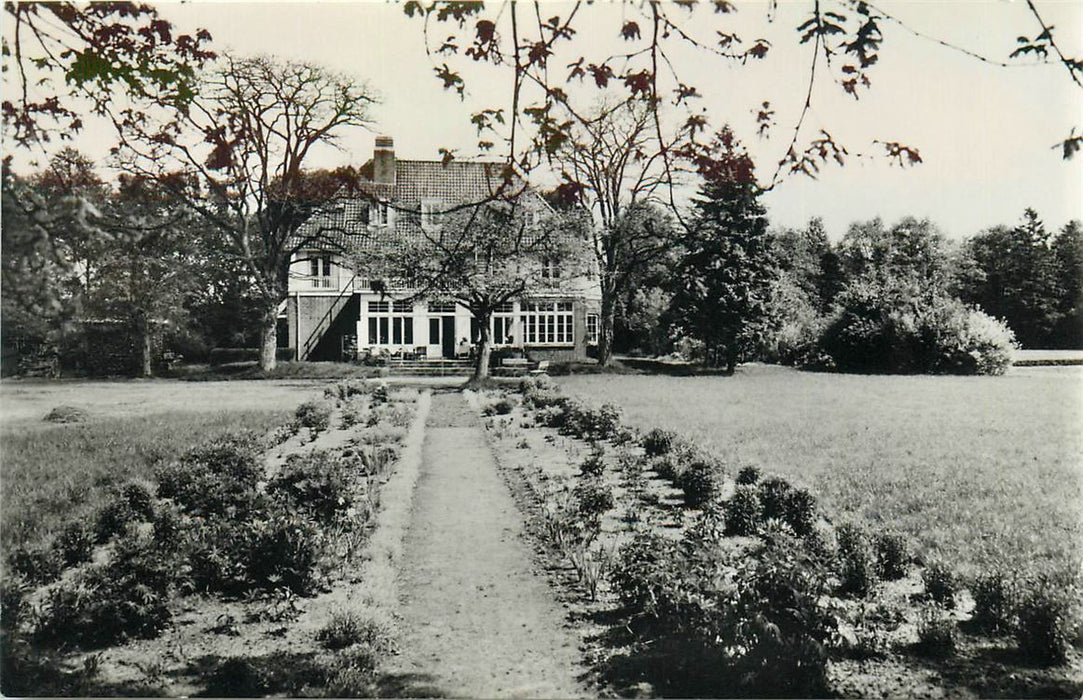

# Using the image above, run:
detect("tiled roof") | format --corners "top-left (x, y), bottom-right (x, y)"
top-left (293, 159), bottom-right (547, 255)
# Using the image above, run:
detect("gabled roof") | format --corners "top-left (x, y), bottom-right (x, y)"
top-left (294, 158), bottom-right (548, 255)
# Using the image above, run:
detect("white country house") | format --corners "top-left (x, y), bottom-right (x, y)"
top-left (282, 137), bottom-right (601, 363)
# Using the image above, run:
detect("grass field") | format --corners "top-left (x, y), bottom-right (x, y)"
top-left (559, 365), bottom-right (1083, 576)
top-left (0, 380), bottom-right (323, 554)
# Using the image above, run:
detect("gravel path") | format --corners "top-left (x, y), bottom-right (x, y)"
top-left (379, 391), bottom-right (585, 698)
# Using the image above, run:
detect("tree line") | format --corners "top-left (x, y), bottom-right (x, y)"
top-left (614, 177), bottom-right (1082, 373)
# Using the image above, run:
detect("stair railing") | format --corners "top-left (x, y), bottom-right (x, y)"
top-left (300, 274), bottom-right (357, 360)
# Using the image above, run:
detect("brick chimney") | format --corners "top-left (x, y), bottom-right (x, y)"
top-left (373, 136), bottom-right (395, 184)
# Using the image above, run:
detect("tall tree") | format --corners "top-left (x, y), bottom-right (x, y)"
top-left (87, 175), bottom-right (202, 377)
top-left (1051, 220), bottom-right (1083, 347)
top-left (670, 128), bottom-right (776, 374)
top-left (553, 100), bottom-right (680, 366)
top-left (117, 54), bottom-right (377, 370)
top-left (958, 209), bottom-right (1061, 347)
top-left (363, 201), bottom-right (587, 383)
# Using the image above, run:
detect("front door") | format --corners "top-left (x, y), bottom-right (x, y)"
top-left (441, 316), bottom-right (456, 359)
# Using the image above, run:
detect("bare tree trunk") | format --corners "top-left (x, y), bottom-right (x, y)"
top-left (597, 292), bottom-right (617, 367)
top-left (137, 316), bottom-right (153, 378)
top-left (472, 313), bottom-right (492, 383)
top-left (259, 306), bottom-right (278, 372)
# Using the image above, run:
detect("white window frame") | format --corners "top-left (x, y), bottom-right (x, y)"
top-left (492, 301), bottom-right (516, 345)
top-left (366, 300), bottom-right (414, 346)
top-left (421, 200), bottom-right (444, 229)
top-left (520, 301), bottom-right (573, 346)
top-left (370, 200), bottom-right (390, 227)
top-left (309, 254), bottom-right (333, 289)
top-left (586, 313), bottom-right (599, 345)
top-left (541, 258), bottom-right (561, 281)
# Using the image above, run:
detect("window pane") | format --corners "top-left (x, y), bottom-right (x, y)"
top-left (379, 317), bottom-right (389, 344)
top-left (393, 300), bottom-right (411, 313)
top-left (393, 317), bottom-right (402, 344)
top-left (404, 318), bottom-right (414, 344)
top-left (368, 317), bottom-right (378, 345)
top-left (429, 318), bottom-right (440, 344)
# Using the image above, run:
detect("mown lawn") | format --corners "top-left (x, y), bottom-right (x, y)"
top-left (559, 365), bottom-right (1083, 576)
top-left (0, 380), bottom-right (318, 554)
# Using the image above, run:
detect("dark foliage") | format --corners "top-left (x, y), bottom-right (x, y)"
top-left (921, 562), bottom-right (958, 609)
top-left (267, 450), bottom-right (352, 525)
top-left (835, 522), bottom-right (877, 598)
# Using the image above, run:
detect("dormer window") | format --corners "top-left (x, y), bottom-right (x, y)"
top-left (370, 200), bottom-right (390, 227)
top-left (541, 258), bottom-right (561, 281)
top-left (421, 200), bottom-right (444, 228)
top-left (309, 254), bottom-right (333, 288)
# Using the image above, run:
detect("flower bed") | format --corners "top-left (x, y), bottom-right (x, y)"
top-left (2, 379), bottom-right (423, 697)
top-left (477, 377), bottom-right (1083, 698)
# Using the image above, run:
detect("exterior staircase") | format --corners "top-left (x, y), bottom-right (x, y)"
top-left (299, 276), bottom-right (357, 361)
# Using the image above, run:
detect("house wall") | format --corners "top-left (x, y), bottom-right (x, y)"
top-left (293, 294), bottom-right (348, 360)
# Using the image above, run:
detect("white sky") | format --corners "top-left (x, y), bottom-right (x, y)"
top-left (5, 0), bottom-right (1082, 240)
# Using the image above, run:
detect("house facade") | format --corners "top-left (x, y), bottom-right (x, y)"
top-left (282, 137), bottom-right (601, 363)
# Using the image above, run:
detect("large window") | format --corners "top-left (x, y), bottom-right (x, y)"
top-left (586, 313), bottom-right (599, 344)
top-left (521, 301), bottom-right (573, 345)
top-left (367, 300), bottom-right (413, 346)
top-left (309, 255), bottom-right (333, 288)
top-left (493, 301), bottom-right (515, 344)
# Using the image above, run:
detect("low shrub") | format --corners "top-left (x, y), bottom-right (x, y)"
top-left (579, 445), bottom-right (606, 478)
top-left (340, 401), bottom-right (364, 429)
top-left (1015, 580), bottom-right (1075, 665)
top-left (874, 532), bottom-right (910, 581)
top-left (836, 523), bottom-right (877, 598)
top-left (268, 451), bottom-right (352, 525)
top-left (651, 443), bottom-right (697, 482)
top-left (676, 458), bottom-right (720, 508)
top-left (53, 521), bottom-right (94, 567)
top-left (642, 428), bottom-right (678, 457)
top-left (43, 405), bottom-right (88, 424)
top-left (573, 479), bottom-right (615, 522)
top-left (156, 431), bottom-right (265, 517)
top-left (724, 485), bottom-right (763, 536)
top-left (970, 569), bottom-right (1017, 634)
top-left (370, 382), bottom-right (389, 405)
top-left (758, 476), bottom-right (793, 522)
top-left (316, 610), bottom-right (390, 651)
top-left (922, 562), bottom-right (958, 609)
top-left (561, 402), bottom-right (623, 441)
top-left (33, 532), bottom-right (172, 648)
top-left (122, 482), bottom-right (156, 520)
top-left (94, 495), bottom-right (139, 543)
top-left (244, 508), bottom-right (324, 595)
top-left (731, 533), bottom-right (837, 696)
top-left (482, 397), bottom-right (515, 416)
top-left (609, 532), bottom-right (683, 617)
top-left (7, 545), bottom-right (62, 585)
top-left (295, 400), bottom-right (333, 434)
top-left (736, 465), bottom-right (761, 485)
top-left (915, 606), bottom-right (957, 658)
top-left (612, 529), bottom-right (836, 696)
top-left (535, 405), bottom-right (566, 428)
top-left (151, 502), bottom-right (186, 553)
top-left (782, 486), bottom-right (818, 538)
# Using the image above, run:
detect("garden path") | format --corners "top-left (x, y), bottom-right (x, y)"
top-left (378, 391), bottom-right (586, 698)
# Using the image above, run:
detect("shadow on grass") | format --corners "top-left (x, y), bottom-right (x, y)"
top-left (373, 671), bottom-right (449, 698)
top-left (900, 638), bottom-right (1083, 699)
